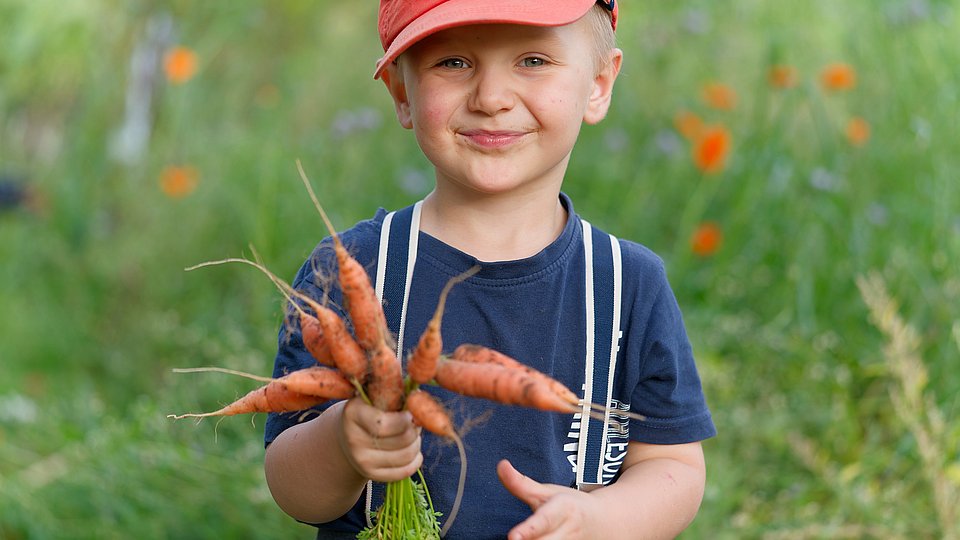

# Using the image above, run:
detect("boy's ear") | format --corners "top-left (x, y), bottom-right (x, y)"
top-left (380, 63), bottom-right (413, 129)
top-left (584, 48), bottom-right (623, 126)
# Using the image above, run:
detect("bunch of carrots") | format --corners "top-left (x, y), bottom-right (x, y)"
top-left (169, 163), bottom-right (605, 539)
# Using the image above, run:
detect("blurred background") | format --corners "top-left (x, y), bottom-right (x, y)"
top-left (1, 0), bottom-right (958, 538)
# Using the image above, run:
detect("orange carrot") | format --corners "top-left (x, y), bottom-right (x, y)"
top-left (333, 245), bottom-right (389, 352)
top-left (407, 266), bottom-right (480, 385)
top-left (366, 341), bottom-right (405, 412)
top-left (300, 311), bottom-right (334, 367)
top-left (311, 302), bottom-right (369, 384)
top-left (434, 359), bottom-right (578, 414)
top-left (405, 389), bottom-right (467, 537)
top-left (167, 380), bottom-right (329, 419)
top-left (449, 345), bottom-right (645, 425)
top-left (451, 344), bottom-right (579, 407)
top-left (297, 160), bottom-right (389, 352)
top-left (277, 366), bottom-right (356, 400)
top-left (406, 389), bottom-right (455, 438)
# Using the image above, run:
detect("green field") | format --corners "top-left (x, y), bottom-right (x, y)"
top-left (1, 1), bottom-right (958, 538)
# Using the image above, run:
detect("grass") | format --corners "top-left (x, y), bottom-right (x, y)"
top-left (1, 0), bottom-right (958, 538)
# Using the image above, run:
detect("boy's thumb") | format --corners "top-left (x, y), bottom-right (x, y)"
top-left (496, 459), bottom-right (551, 510)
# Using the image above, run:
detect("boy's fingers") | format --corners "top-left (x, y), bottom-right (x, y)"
top-left (375, 408), bottom-right (414, 429)
top-left (347, 434), bottom-right (423, 481)
top-left (507, 509), bottom-right (563, 540)
top-left (347, 417), bottom-right (420, 454)
top-left (367, 413), bottom-right (416, 441)
top-left (496, 459), bottom-right (553, 510)
top-left (339, 400), bottom-right (422, 479)
top-left (508, 495), bottom-right (591, 540)
top-left (345, 399), bottom-right (414, 438)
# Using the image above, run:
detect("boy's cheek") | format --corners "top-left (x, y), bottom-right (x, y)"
top-left (411, 101), bottom-right (453, 132)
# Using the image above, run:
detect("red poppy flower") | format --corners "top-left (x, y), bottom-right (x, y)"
top-left (691, 222), bottom-right (722, 257)
top-left (692, 125), bottom-right (731, 174)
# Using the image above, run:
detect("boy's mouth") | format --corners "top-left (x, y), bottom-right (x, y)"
top-left (458, 129), bottom-right (529, 149)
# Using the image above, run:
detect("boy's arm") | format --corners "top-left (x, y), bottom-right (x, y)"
top-left (264, 399), bottom-right (423, 525)
top-left (498, 440), bottom-right (706, 540)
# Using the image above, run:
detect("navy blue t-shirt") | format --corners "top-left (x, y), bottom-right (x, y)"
top-left (265, 194), bottom-right (715, 539)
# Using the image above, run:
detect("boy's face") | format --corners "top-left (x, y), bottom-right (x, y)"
top-left (382, 15), bottom-right (621, 198)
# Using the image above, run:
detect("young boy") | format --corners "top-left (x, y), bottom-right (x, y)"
top-left (264, 1), bottom-right (716, 538)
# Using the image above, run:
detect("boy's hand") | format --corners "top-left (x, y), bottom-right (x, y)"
top-left (497, 459), bottom-right (602, 540)
top-left (338, 397), bottom-right (423, 482)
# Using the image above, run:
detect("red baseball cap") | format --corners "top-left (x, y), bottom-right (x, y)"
top-left (374, 0), bottom-right (618, 79)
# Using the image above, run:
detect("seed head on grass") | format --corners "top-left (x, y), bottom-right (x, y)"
top-left (857, 272), bottom-right (959, 538)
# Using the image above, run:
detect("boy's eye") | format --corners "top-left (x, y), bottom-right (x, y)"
top-left (438, 58), bottom-right (468, 69)
top-left (520, 57), bottom-right (546, 68)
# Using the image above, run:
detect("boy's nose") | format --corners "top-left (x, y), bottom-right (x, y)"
top-left (467, 67), bottom-right (516, 116)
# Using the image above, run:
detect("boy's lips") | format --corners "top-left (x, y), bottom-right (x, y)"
top-left (458, 129), bottom-right (529, 149)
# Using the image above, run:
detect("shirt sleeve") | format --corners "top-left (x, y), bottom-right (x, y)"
top-left (627, 261), bottom-right (716, 444)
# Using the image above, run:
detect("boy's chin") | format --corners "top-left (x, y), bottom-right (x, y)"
top-left (433, 161), bottom-right (567, 196)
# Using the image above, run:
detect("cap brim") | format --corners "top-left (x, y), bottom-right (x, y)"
top-left (373, 0), bottom-right (598, 79)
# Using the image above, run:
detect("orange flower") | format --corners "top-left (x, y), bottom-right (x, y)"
top-left (164, 46), bottom-right (198, 84)
top-left (692, 125), bottom-right (731, 174)
top-left (160, 165), bottom-right (199, 198)
top-left (691, 222), bottom-right (722, 257)
top-left (845, 116), bottom-right (870, 147)
top-left (820, 62), bottom-right (856, 91)
top-left (702, 82), bottom-right (737, 110)
top-left (674, 110), bottom-right (704, 141)
top-left (768, 65), bottom-right (799, 89)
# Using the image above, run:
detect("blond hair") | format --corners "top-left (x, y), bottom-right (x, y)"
top-left (584, 4), bottom-right (618, 73)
